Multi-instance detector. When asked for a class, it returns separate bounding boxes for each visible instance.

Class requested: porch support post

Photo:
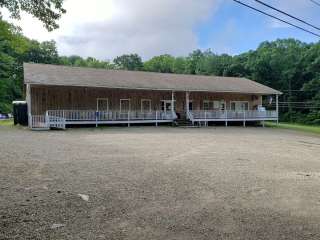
[95,111,98,128]
[225,108,228,127]
[26,84,32,128]
[276,94,279,124]
[205,111,207,127]
[171,91,175,118]
[128,111,130,127]
[185,91,189,118]
[45,111,49,128]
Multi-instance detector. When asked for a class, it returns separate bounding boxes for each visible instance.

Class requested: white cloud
[2,0,221,60]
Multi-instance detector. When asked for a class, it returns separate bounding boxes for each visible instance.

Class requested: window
[120,99,130,112]
[213,101,220,109]
[203,100,225,110]
[220,101,226,110]
[203,101,210,110]
[230,101,249,111]
[161,100,176,112]
[231,102,236,111]
[96,98,109,111]
[141,99,151,112]
[243,102,249,110]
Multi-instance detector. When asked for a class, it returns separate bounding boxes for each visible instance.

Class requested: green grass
[266,122,320,135]
[0,119,13,126]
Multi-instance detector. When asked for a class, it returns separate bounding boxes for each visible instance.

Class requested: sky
[2,0,320,60]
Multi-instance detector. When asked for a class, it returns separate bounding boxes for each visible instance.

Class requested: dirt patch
[0,126,320,239]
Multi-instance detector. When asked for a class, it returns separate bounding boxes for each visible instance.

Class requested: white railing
[31,115,48,129]
[46,110,177,122]
[48,115,66,129]
[188,110,278,121]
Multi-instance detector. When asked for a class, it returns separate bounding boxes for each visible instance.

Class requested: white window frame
[141,99,152,112]
[230,101,249,111]
[203,100,225,110]
[203,100,211,111]
[213,101,220,109]
[160,100,176,112]
[220,100,226,110]
[120,99,131,113]
[96,98,109,111]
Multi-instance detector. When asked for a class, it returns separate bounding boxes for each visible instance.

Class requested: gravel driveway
[1,125,320,240]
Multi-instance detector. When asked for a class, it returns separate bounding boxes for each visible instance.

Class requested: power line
[281,90,314,92]
[232,0,320,37]
[254,0,320,31]
[310,0,320,7]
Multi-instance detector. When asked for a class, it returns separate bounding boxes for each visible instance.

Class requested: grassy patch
[0,119,13,126]
[266,122,320,135]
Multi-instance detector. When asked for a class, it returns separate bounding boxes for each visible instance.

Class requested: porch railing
[46,110,177,122]
[31,115,49,129]
[188,110,278,121]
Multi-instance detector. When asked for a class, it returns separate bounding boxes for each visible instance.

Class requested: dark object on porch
[13,101,28,126]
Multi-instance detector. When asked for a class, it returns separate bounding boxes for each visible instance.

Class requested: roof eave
[25,82,281,95]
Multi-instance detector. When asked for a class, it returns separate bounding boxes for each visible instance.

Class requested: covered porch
[184,91,279,126]
[28,86,279,129]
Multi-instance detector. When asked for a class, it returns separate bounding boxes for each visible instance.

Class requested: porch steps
[175,119,194,127]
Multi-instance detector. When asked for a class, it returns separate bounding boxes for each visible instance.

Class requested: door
[120,99,130,113]
[188,101,193,111]
[119,99,131,120]
[230,101,249,111]
[161,100,173,114]
[97,98,109,111]
[141,99,151,112]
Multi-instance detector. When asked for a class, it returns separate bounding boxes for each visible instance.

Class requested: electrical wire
[255,0,320,31]
[310,0,320,7]
[232,0,320,37]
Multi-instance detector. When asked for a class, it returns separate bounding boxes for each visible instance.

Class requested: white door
[120,99,130,113]
[231,101,249,111]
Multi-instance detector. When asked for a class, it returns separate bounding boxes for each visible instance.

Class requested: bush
[305,111,320,125]
[0,102,12,114]
[280,111,320,125]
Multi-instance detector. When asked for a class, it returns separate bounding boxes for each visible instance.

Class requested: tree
[196,51,233,76]
[0,19,28,113]
[23,40,59,64]
[0,0,66,31]
[143,54,175,73]
[185,50,204,74]
[113,54,143,71]
[303,76,320,103]
[173,57,187,74]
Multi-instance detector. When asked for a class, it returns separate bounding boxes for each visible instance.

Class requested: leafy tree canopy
[0,0,66,31]
[114,54,143,71]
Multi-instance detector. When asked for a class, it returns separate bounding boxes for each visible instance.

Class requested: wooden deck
[30,109,278,130]
[188,110,278,126]
[31,110,177,129]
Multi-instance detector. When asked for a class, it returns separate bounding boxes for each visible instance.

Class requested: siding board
[30,85,263,116]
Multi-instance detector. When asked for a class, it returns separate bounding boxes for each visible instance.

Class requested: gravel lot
[1,125,320,240]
